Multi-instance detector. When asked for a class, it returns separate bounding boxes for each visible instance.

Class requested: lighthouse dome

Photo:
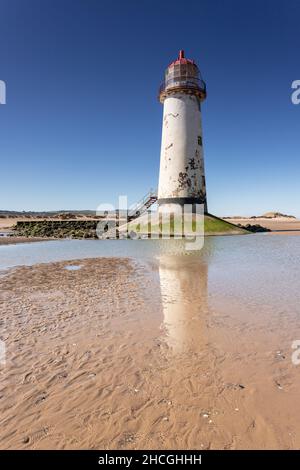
[159,50,206,103]
[168,49,196,67]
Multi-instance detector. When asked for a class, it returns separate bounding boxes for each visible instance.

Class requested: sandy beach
[1,248,300,450]
[224,217,300,235]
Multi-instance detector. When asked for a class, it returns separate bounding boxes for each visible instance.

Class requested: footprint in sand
[22,426,51,445]
[22,372,36,384]
[35,392,48,405]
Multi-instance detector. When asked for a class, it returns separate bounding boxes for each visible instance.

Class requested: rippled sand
[1,253,300,449]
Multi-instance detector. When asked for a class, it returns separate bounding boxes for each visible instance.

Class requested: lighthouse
[158,50,207,214]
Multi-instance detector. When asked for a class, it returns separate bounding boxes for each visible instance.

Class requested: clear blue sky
[0,0,299,216]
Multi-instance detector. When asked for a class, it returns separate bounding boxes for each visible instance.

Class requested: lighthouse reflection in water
[157,255,209,354]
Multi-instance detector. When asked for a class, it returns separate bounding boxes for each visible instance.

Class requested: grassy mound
[119,213,248,237]
[204,214,248,234]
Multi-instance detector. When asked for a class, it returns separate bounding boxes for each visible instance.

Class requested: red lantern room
[159,50,206,103]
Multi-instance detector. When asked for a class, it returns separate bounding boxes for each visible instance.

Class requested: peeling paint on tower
[157,50,208,212]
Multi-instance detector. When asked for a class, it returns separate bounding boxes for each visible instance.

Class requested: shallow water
[64,264,82,271]
[1,234,300,312]
[0,238,194,268]
[0,234,298,265]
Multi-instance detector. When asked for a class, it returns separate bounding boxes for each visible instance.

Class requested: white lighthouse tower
[158,50,207,213]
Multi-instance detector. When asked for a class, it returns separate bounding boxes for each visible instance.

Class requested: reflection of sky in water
[0,239,198,269]
[64,265,82,271]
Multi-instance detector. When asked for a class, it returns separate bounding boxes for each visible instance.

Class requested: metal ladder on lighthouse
[127,188,157,221]
[100,189,157,239]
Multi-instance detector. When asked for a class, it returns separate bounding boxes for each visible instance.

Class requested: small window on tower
[198,136,202,146]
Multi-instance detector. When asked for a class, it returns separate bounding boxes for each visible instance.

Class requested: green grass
[124,213,248,236]
[204,214,247,234]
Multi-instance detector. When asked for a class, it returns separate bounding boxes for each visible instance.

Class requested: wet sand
[0,237,54,246]
[1,255,300,449]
